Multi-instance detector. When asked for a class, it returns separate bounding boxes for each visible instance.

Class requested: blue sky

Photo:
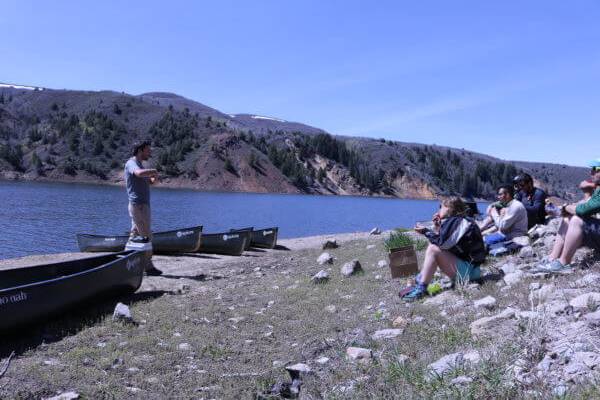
[1,0,599,166]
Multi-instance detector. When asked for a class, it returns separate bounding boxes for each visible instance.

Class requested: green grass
[384,229,429,252]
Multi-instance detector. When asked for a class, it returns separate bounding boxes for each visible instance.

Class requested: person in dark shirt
[513,173,547,228]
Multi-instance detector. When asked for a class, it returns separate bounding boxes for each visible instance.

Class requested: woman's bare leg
[420,244,459,284]
[559,216,584,265]
[549,217,570,260]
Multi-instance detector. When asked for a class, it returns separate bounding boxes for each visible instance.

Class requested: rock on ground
[113,302,132,322]
[341,259,362,277]
[311,270,330,283]
[43,393,80,400]
[322,239,338,249]
[370,227,381,235]
[474,296,497,310]
[371,329,403,340]
[470,308,518,337]
[317,252,334,265]
[569,293,600,310]
[346,347,372,364]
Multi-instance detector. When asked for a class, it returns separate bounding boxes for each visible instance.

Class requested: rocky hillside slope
[0,85,588,200]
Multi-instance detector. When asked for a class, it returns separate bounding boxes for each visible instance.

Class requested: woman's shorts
[455,259,481,283]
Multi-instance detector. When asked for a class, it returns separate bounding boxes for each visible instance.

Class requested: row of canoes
[76,226,278,256]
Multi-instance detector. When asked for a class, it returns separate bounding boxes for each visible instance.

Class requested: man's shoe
[145,267,163,276]
[401,284,427,302]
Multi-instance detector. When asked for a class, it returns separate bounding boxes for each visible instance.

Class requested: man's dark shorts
[582,217,600,250]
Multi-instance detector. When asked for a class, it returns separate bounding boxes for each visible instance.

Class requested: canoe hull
[77,226,203,254]
[250,227,278,249]
[197,232,249,256]
[0,251,146,331]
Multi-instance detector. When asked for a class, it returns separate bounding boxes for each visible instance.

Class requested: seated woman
[535,163,600,273]
[401,197,487,301]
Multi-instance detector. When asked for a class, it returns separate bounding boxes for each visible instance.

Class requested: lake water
[0,181,485,260]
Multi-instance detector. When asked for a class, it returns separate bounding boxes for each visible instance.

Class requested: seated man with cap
[514,173,547,228]
[534,159,600,273]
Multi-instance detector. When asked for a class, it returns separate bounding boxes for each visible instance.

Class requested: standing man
[125,140,162,276]
[513,173,547,228]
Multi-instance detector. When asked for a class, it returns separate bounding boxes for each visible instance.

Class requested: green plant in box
[384,229,414,252]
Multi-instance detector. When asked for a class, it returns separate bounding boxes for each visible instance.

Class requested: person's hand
[414,226,428,235]
[499,207,507,216]
[486,204,494,216]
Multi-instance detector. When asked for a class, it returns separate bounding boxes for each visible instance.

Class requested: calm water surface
[0,181,484,260]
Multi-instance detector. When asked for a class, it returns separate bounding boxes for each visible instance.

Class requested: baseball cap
[589,159,600,168]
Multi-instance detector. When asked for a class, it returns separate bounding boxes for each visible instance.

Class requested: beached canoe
[76,226,203,254]
[230,227,278,249]
[197,231,250,256]
[0,251,146,331]
[229,227,254,250]
[250,227,278,249]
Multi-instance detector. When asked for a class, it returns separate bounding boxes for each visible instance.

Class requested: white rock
[529,282,542,291]
[503,271,524,286]
[450,376,473,385]
[575,274,600,288]
[474,296,497,310]
[370,227,381,235]
[529,283,556,304]
[519,246,535,258]
[286,363,312,378]
[517,311,540,320]
[377,260,387,268]
[311,270,330,283]
[341,259,363,277]
[346,347,373,364]
[371,329,403,340]
[325,305,337,313]
[113,302,132,322]
[470,307,518,336]
[317,252,334,265]
[512,236,530,246]
[316,356,330,364]
[500,262,517,275]
[428,351,480,378]
[569,292,600,310]
[366,244,376,250]
[228,317,245,323]
[43,392,80,400]
[177,343,192,351]
[584,310,600,325]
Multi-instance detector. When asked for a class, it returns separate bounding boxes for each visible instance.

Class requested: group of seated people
[400,160,600,301]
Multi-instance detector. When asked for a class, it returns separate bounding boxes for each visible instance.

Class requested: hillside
[0,85,588,200]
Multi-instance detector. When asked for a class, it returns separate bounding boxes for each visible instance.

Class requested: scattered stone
[503,271,524,286]
[228,317,245,323]
[450,376,473,385]
[474,296,497,310]
[584,310,600,325]
[112,302,132,322]
[286,363,312,380]
[316,356,330,364]
[272,360,285,368]
[371,329,403,340]
[427,351,480,378]
[395,354,409,365]
[322,239,338,249]
[517,311,540,320]
[513,236,531,246]
[311,270,330,284]
[177,343,192,351]
[127,367,140,373]
[325,305,337,313]
[392,316,409,328]
[370,227,381,235]
[529,282,542,291]
[317,252,334,265]
[44,392,80,400]
[270,380,301,398]
[341,259,363,277]
[529,283,556,304]
[377,260,387,268]
[366,244,376,250]
[519,246,535,258]
[470,307,518,337]
[346,347,373,364]
[575,274,600,288]
[413,316,425,323]
[569,293,600,310]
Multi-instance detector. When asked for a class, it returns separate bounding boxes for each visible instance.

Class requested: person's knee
[569,215,584,229]
[427,244,441,254]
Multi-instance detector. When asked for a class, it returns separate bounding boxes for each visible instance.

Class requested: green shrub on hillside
[384,229,428,252]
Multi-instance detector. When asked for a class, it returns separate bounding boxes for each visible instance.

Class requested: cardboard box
[388,245,418,278]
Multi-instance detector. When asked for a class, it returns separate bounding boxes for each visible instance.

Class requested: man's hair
[498,184,515,198]
[132,140,151,156]
[513,173,533,185]
[441,197,468,217]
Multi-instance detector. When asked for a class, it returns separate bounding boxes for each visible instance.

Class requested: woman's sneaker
[401,284,427,302]
[534,259,573,274]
